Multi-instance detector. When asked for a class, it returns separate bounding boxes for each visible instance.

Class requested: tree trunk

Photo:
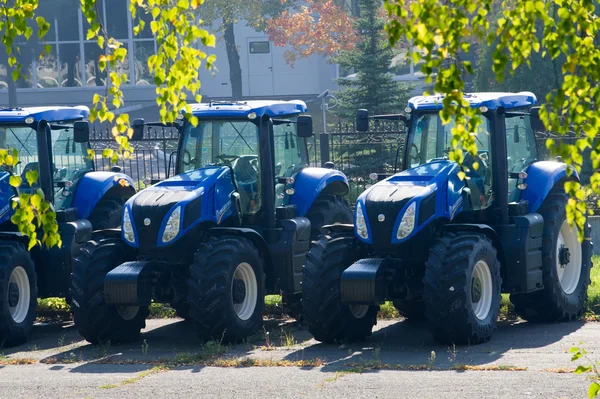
[223,19,243,100]
[6,63,17,107]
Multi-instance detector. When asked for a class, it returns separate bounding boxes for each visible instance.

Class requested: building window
[249,41,270,54]
[0,0,157,90]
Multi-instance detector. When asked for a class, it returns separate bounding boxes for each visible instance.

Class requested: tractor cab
[0,107,92,219]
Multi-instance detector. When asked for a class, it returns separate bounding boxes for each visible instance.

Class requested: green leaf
[589,382,600,398]
[25,169,38,187]
[9,175,21,188]
[575,365,591,374]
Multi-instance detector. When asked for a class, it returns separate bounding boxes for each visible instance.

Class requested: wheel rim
[231,262,257,321]
[8,266,30,324]
[556,220,582,295]
[349,304,369,319]
[471,260,493,321]
[116,305,140,321]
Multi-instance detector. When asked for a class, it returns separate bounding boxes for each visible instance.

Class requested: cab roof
[408,92,538,111]
[0,106,90,124]
[189,100,307,118]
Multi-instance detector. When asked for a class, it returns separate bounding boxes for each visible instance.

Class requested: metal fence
[90,126,179,187]
[89,120,406,203]
[324,119,407,203]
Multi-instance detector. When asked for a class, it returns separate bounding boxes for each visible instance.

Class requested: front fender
[288,167,349,217]
[72,172,135,219]
[520,161,578,213]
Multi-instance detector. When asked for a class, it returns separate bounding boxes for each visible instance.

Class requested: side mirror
[513,126,520,143]
[529,106,545,132]
[356,109,369,132]
[73,121,90,143]
[131,118,145,141]
[297,115,313,138]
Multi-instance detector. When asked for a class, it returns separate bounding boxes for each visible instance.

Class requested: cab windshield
[407,112,493,209]
[0,124,93,200]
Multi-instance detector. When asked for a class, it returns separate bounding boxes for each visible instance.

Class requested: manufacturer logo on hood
[144,218,151,226]
[378,214,385,222]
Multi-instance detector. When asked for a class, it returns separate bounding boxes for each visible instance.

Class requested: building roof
[189,100,307,118]
[0,106,90,124]
[408,92,538,111]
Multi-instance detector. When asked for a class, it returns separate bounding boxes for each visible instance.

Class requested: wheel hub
[8,282,19,307]
[232,279,246,304]
[471,277,482,303]
[558,244,571,267]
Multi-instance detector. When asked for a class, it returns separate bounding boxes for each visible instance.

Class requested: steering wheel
[410,143,420,162]
[215,154,240,165]
[182,150,194,166]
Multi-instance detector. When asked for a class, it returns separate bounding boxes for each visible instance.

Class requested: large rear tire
[511,187,592,321]
[70,238,149,344]
[87,197,125,230]
[424,232,501,345]
[187,236,265,342]
[0,242,37,347]
[305,194,353,240]
[302,230,378,344]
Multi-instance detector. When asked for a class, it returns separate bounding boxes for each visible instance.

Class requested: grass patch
[377,301,400,319]
[499,294,517,320]
[587,257,600,319]
[99,366,166,389]
[265,295,282,316]
[148,302,176,319]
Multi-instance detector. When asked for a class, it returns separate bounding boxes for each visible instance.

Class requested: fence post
[320,133,330,167]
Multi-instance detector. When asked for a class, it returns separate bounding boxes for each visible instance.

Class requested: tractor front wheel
[70,237,149,344]
[0,241,37,346]
[424,232,501,345]
[511,187,592,321]
[188,236,265,342]
[302,230,378,344]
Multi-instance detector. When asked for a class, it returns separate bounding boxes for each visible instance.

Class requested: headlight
[355,202,369,240]
[162,206,181,243]
[397,202,416,240]
[123,207,135,243]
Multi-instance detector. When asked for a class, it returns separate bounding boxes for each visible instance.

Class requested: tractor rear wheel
[188,236,265,342]
[302,230,378,344]
[87,197,125,230]
[71,237,149,344]
[305,194,353,240]
[511,187,592,321]
[424,232,501,345]
[393,300,426,321]
[0,241,37,346]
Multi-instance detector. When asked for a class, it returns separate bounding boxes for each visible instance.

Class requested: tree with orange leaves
[265,0,358,66]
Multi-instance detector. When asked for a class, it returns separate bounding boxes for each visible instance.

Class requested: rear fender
[520,161,578,213]
[72,172,135,219]
[288,167,349,217]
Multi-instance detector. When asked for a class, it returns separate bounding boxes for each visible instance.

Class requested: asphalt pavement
[1,317,597,398]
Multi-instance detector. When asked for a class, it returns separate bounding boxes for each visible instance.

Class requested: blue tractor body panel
[123,166,236,248]
[355,160,465,244]
[190,100,307,118]
[408,92,537,111]
[0,172,14,224]
[0,106,90,123]
[72,172,135,220]
[289,167,349,216]
[520,161,578,213]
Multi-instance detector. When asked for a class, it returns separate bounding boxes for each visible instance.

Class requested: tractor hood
[355,160,466,246]
[122,166,236,249]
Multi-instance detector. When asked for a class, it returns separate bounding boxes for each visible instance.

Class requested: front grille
[132,189,193,248]
[365,185,426,251]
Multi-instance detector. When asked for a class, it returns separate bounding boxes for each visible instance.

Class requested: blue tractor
[302,92,592,345]
[70,100,353,344]
[0,106,136,346]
